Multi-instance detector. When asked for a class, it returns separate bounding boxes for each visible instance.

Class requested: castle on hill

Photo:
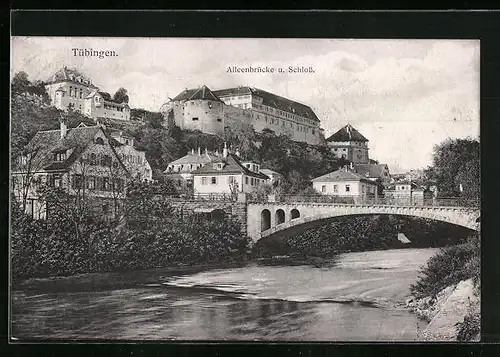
[159,85,325,146]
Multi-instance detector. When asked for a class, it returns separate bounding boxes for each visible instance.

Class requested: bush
[410,233,480,299]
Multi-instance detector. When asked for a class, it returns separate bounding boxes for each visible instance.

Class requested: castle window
[192,117,199,121]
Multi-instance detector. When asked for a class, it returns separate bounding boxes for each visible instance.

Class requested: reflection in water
[11,248,438,341]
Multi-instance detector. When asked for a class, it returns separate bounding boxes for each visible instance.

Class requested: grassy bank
[407,232,480,341]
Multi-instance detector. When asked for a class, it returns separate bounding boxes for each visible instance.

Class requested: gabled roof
[191,153,269,179]
[312,169,375,184]
[326,124,368,142]
[214,86,320,122]
[47,67,96,87]
[353,164,389,178]
[164,151,219,171]
[16,124,129,175]
[172,85,222,102]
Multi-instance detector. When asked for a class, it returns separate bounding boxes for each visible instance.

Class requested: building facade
[383,181,432,205]
[326,124,370,164]
[191,147,269,196]
[163,148,219,188]
[311,168,378,202]
[109,130,152,181]
[12,121,134,220]
[45,67,130,121]
[160,85,325,145]
[353,163,391,184]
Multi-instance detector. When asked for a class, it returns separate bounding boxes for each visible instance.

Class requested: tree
[11,71,31,94]
[113,87,129,104]
[430,137,479,197]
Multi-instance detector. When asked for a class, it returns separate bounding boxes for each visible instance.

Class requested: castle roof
[191,153,269,179]
[214,86,320,122]
[312,169,375,184]
[326,124,368,142]
[172,85,222,102]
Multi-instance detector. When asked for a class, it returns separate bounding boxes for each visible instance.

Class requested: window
[211,177,217,185]
[333,185,338,193]
[251,178,254,186]
[101,155,112,167]
[192,117,199,121]
[53,151,66,162]
[362,185,365,193]
[95,137,105,145]
[345,185,350,192]
[50,174,63,188]
[72,174,83,189]
[245,177,249,185]
[217,118,222,122]
[102,204,109,214]
[201,177,208,185]
[177,179,182,187]
[87,176,96,190]
[103,177,110,191]
[321,185,326,193]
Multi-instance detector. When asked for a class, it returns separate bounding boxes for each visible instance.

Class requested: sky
[11,37,479,173]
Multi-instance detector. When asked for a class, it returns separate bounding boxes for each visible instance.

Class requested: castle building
[45,67,130,121]
[326,124,370,164]
[160,85,325,145]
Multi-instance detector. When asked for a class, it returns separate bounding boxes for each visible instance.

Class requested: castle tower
[325,124,370,164]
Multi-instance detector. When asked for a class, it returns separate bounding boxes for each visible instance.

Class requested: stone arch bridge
[246,202,480,243]
[168,194,480,243]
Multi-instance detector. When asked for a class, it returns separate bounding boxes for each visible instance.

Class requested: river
[11,247,439,341]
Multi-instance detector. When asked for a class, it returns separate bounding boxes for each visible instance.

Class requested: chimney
[197,147,201,156]
[223,142,228,158]
[59,118,68,139]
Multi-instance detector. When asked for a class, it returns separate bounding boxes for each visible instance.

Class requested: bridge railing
[166,193,237,202]
[268,194,479,207]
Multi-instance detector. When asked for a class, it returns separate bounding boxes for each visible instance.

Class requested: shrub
[410,233,480,299]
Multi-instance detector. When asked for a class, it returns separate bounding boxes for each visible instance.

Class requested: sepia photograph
[10,37,480,342]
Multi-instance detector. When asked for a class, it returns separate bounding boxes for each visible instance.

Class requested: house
[44,66,130,121]
[383,180,432,205]
[259,168,284,186]
[11,119,132,220]
[163,147,219,188]
[353,163,391,184]
[109,130,152,181]
[311,167,378,202]
[326,124,370,164]
[84,90,130,121]
[191,145,269,196]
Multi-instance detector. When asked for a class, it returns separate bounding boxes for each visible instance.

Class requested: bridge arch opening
[276,209,286,225]
[291,209,300,220]
[261,209,271,231]
[210,209,226,221]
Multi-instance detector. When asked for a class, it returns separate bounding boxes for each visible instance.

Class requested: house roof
[214,86,320,122]
[16,124,130,175]
[326,124,368,142]
[191,153,269,179]
[47,67,97,87]
[311,169,375,184]
[164,151,219,171]
[172,85,223,102]
[353,164,389,178]
[84,90,129,105]
[259,168,284,177]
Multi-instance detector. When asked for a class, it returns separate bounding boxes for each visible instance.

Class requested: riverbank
[405,279,480,341]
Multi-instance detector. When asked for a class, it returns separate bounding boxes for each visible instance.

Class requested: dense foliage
[409,232,480,299]
[11,182,251,280]
[423,138,480,198]
[254,215,475,259]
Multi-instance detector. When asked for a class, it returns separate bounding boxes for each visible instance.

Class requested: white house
[191,145,269,196]
[311,167,378,202]
[163,147,219,188]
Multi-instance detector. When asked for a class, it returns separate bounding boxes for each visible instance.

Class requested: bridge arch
[247,203,480,242]
[291,209,300,220]
[261,209,271,232]
[276,209,286,225]
[210,209,226,221]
